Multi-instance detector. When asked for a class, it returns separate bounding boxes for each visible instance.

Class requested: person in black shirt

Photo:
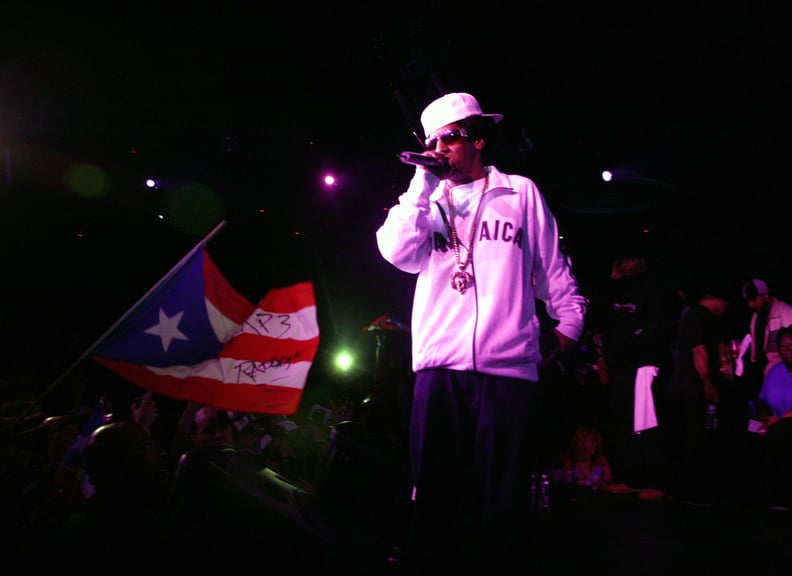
[665,280,731,504]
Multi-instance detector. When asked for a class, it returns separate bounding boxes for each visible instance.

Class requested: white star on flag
[144,308,189,352]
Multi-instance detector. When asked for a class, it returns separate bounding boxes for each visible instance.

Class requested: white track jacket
[377,165,588,382]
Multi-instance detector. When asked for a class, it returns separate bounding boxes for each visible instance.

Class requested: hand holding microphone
[397,151,451,179]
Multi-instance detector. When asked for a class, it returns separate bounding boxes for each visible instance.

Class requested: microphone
[397,151,449,170]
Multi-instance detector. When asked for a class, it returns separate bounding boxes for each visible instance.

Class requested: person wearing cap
[732,277,792,433]
[741,278,792,382]
[376,92,587,574]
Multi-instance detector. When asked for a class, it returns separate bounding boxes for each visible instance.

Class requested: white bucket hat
[420,92,503,138]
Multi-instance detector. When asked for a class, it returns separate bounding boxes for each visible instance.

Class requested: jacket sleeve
[529,186,588,342]
[376,169,441,274]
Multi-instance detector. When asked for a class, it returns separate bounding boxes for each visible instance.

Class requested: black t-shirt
[676,303,725,397]
[598,272,678,370]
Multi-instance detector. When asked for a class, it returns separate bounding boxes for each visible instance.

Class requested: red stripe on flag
[93,357,304,413]
[260,281,316,313]
[220,334,319,363]
[202,249,254,324]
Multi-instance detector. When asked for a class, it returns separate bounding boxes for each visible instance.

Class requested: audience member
[172,403,262,481]
[164,404,272,567]
[757,326,792,425]
[589,244,678,493]
[560,426,619,492]
[739,278,792,416]
[664,279,732,504]
[129,389,158,431]
[163,404,371,573]
[559,425,669,507]
[192,403,235,446]
[44,421,169,570]
[755,325,792,511]
[359,314,414,460]
[11,411,85,561]
[118,388,177,486]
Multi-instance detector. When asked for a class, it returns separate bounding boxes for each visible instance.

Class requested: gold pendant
[451,270,472,294]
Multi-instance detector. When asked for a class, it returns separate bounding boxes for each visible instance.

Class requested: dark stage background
[0,2,788,408]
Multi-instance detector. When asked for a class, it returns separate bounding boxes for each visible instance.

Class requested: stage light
[334,349,355,373]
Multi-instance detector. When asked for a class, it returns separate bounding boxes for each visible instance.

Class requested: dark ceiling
[1,2,789,402]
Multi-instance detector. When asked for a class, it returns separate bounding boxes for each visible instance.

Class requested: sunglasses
[424,128,469,150]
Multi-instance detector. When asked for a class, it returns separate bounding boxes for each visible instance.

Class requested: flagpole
[29,219,227,416]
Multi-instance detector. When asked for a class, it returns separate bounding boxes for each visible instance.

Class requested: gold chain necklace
[446,173,489,294]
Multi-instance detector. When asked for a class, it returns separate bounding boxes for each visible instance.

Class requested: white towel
[634,365,659,433]
[735,333,752,377]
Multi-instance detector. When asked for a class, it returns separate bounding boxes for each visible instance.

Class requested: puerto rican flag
[92,247,319,414]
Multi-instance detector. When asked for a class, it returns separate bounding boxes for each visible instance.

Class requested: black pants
[604,364,669,490]
[763,418,792,508]
[406,369,546,575]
